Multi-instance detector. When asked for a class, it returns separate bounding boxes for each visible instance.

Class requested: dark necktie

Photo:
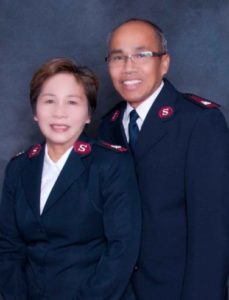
[128,109,139,152]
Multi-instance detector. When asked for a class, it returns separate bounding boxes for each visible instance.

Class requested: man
[99,18,229,299]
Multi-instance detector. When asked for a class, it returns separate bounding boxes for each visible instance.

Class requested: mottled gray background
[0,0,228,189]
[0,1,229,298]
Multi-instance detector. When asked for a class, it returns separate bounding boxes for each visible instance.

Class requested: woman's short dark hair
[30,58,99,114]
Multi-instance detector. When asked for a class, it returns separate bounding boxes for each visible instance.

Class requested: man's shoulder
[164,79,220,111]
[95,140,127,153]
[91,140,128,160]
[182,93,220,109]
[91,140,131,172]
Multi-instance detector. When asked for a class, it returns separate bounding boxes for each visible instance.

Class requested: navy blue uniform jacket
[99,79,229,300]
[0,134,141,300]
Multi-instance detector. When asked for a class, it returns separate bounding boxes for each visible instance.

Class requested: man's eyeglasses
[105,51,167,67]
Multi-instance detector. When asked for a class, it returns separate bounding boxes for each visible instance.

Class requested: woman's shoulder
[7,143,43,171]
[11,143,42,160]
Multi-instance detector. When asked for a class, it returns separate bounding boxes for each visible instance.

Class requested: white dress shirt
[122,81,164,141]
[40,145,73,214]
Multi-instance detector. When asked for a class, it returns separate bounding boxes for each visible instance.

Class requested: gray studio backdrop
[0,0,229,299]
[0,0,228,190]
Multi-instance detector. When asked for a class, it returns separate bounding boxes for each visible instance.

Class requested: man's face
[108,21,170,108]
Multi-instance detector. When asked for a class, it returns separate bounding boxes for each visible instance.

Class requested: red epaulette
[184,93,220,108]
[28,144,41,158]
[99,141,127,152]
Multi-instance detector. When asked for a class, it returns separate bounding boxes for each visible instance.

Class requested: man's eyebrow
[134,46,148,51]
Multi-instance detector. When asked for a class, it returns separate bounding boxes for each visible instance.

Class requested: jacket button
[134,265,139,271]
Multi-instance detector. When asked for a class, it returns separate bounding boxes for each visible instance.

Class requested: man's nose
[122,55,137,72]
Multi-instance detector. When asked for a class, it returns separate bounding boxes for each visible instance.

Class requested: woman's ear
[86,114,91,124]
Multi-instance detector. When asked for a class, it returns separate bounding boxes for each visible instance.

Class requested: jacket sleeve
[0,161,27,300]
[76,152,141,300]
[181,109,229,299]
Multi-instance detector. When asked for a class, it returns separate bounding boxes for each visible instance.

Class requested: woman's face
[34,73,90,153]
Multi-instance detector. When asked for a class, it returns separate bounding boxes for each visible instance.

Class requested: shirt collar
[44,144,73,171]
[124,81,164,123]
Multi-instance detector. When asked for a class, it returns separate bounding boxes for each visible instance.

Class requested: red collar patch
[101,141,127,152]
[74,141,91,155]
[158,106,174,119]
[28,144,41,158]
[111,110,120,122]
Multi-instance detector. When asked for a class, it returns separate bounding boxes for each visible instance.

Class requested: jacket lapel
[134,79,178,159]
[42,137,90,215]
[21,144,44,220]
[107,103,128,148]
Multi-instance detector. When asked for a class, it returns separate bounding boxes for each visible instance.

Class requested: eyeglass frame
[105,50,167,66]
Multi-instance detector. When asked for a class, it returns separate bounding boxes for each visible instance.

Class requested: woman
[0,58,141,299]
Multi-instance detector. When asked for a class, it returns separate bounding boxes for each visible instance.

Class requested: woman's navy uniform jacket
[99,79,229,300]
[0,134,141,300]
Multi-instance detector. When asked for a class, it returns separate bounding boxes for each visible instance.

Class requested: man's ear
[161,53,170,77]
[33,115,38,122]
